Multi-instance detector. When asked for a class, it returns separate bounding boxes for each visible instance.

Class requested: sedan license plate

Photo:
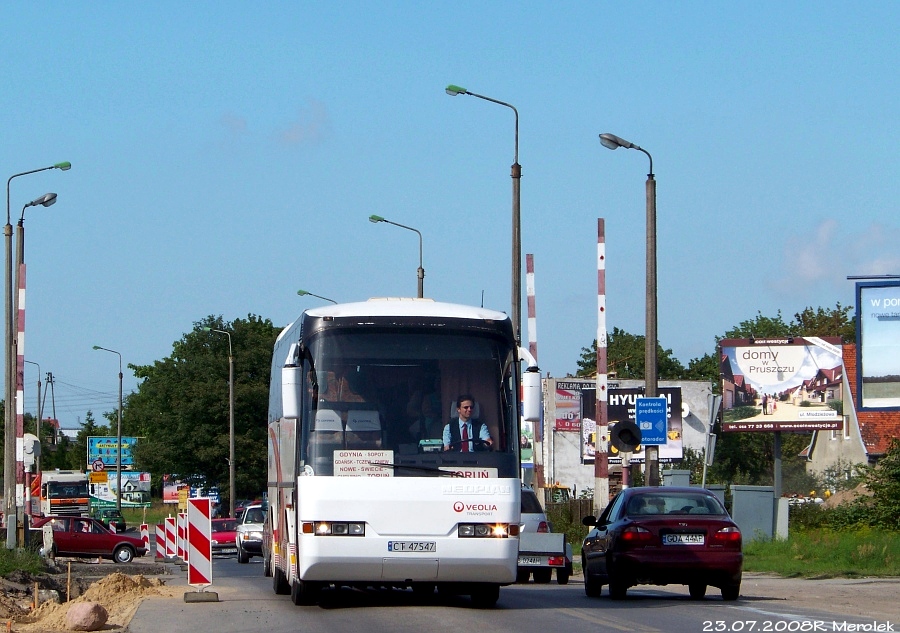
[518,556,542,566]
[217,548,238,554]
[388,541,436,553]
[663,533,704,545]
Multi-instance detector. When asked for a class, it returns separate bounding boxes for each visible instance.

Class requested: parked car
[211,518,238,557]
[235,504,265,564]
[31,516,147,563]
[581,486,743,600]
[93,508,127,533]
[517,486,572,584]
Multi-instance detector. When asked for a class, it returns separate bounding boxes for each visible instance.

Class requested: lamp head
[201,326,211,332]
[599,133,636,150]
[297,290,310,297]
[368,214,385,223]
[445,84,468,96]
[27,193,57,208]
[92,345,101,350]
[53,162,72,171]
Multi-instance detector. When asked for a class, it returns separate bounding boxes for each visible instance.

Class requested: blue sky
[2,3,897,429]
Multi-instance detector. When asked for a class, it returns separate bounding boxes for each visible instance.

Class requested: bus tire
[273,565,290,595]
[291,579,320,606]
[470,583,500,608]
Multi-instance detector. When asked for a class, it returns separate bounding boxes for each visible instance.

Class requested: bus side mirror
[282,365,301,419]
[522,368,541,423]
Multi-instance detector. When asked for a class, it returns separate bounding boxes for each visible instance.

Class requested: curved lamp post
[446,84,521,342]
[297,289,337,304]
[599,132,659,486]
[368,215,424,298]
[4,161,70,549]
[201,326,236,518]
[92,345,123,512]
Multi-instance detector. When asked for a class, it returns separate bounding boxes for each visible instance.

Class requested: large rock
[65,601,108,631]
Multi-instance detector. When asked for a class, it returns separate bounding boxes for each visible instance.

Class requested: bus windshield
[299,328,519,478]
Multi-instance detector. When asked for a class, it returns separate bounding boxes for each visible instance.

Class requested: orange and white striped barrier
[155,523,165,560]
[187,498,213,588]
[164,517,177,559]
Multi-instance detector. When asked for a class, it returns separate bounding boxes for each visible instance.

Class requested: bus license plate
[388,541,436,553]
[518,556,542,566]
[663,533,704,545]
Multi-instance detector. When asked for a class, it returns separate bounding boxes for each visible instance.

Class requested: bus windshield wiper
[366,462,463,477]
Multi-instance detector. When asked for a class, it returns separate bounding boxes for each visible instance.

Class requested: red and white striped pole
[595,219,610,512]
[14,263,26,499]
[526,254,538,363]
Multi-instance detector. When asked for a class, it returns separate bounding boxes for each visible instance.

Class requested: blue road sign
[635,396,668,445]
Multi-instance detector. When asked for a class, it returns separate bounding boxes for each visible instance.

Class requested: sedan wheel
[584,575,603,598]
[721,583,740,601]
[113,546,134,564]
[237,542,249,564]
[689,583,707,599]
[608,579,627,600]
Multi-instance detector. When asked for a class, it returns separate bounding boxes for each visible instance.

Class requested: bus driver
[443,394,492,452]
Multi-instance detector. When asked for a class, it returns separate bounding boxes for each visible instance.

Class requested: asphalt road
[126,556,900,633]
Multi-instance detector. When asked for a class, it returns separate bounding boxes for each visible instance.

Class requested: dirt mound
[10,573,178,632]
[823,483,871,508]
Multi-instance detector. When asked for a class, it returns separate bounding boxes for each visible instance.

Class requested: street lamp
[92,346,123,512]
[201,327,235,519]
[5,161,70,549]
[297,289,337,304]
[599,132,659,486]
[446,84,522,342]
[368,215,424,298]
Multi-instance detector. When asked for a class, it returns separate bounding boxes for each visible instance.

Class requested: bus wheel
[291,579,320,606]
[273,566,290,595]
[470,584,500,608]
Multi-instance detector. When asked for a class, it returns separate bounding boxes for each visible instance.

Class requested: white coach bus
[265,298,540,606]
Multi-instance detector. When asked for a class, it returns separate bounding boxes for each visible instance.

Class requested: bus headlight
[305,521,366,536]
[458,523,510,538]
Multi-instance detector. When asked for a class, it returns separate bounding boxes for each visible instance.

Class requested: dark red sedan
[581,486,742,600]
[31,516,148,563]
[211,518,238,557]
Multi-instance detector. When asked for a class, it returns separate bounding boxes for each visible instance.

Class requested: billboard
[581,386,683,463]
[554,381,583,432]
[87,436,138,470]
[856,281,900,410]
[719,337,843,432]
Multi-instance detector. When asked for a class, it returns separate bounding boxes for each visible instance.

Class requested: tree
[126,314,279,508]
[575,327,685,379]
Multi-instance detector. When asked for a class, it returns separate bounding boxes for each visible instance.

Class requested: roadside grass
[121,500,179,530]
[743,528,900,578]
[0,547,44,575]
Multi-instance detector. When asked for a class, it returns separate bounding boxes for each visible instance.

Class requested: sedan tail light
[712,526,742,546]
[537,521,550,533]
[619,525,653,545]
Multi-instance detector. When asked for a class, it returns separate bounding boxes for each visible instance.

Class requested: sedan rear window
[626,493,726,516]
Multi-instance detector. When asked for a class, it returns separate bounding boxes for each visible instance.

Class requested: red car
[31,516,148,563]
[581,486,743,601]
[211,518,238,557]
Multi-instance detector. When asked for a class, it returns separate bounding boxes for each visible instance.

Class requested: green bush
[0,547,45,576]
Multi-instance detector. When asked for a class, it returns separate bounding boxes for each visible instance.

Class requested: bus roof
[277,298,510,342]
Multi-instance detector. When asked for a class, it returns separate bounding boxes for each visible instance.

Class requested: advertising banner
[857,281,900,409]
[581,386,683,463]
[554,381,582,432]
[87,436,137,470]
[719,337,843,431]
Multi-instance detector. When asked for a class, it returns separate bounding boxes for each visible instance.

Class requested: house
[805,344,900,482]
